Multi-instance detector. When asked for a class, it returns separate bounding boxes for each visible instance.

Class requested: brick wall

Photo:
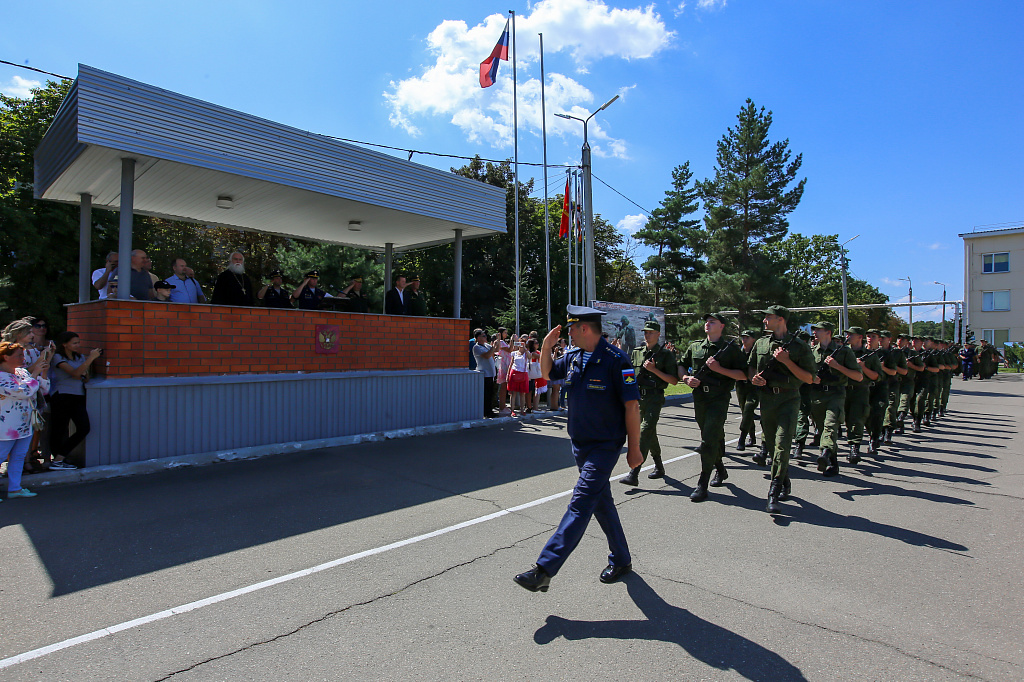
[66,300,472,378]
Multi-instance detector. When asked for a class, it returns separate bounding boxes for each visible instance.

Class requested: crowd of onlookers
[91,249,427,315]
[471,328,567,418]
[1,316,105,500]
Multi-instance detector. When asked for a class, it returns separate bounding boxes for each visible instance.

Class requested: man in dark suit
[384,274,408,315]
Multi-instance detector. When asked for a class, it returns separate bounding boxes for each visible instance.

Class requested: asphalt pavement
[1,375,1021,681]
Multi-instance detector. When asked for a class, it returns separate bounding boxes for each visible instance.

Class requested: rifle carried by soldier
[817,338,848,382]
[753,332,800,386]
[691,338,738,388]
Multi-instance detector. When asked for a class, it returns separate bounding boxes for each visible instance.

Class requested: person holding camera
[49,332,103,469]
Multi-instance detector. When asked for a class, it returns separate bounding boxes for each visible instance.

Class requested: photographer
[49,332,102,469]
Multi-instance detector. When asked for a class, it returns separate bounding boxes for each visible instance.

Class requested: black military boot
[752,444,768,467]
[794,439,807,464]
[766,478,782,514]
[913,416,922,433]
[747,431,757,448]
[710,461,728,487]
[895,411,906,435]
[647,454,665,479]
[883,427,894,446]
[848,443,861,465]
[620,466,641,487]
[816,448,830,473]
[690,472,710,502]
[736,429,747,451]
[780,476,792,501]
[823,449,839,477]
[923,411,931,427]
[866,436,878,456]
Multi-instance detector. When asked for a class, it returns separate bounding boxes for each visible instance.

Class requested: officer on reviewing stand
[259,270,293,308]
[513,305,642,593]
[340,276,369,313]
[292,270,332,310]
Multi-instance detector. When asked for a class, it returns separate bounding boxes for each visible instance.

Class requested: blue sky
[3,0,1022,322]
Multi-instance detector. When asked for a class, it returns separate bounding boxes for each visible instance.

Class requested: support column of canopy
[115,158,135,300]
[453,229,463,319]
[383,242,393,314]
[78,193,92,303]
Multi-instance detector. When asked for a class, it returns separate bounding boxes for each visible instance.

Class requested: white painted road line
[1,436,749,671]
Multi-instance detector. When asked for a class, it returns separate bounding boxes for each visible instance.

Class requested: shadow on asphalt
[0,423,576,597]
[532,573,808,681]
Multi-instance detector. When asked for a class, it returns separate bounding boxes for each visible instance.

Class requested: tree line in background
[4,81,910,343]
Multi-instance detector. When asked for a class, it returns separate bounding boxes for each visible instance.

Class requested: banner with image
[591,300,666,349]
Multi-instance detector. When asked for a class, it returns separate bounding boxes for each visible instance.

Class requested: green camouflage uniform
[885,344,906,432]
[809,339,860,452]
[630,342,678,467]
[680,337,748,475]
[845,344,883,448]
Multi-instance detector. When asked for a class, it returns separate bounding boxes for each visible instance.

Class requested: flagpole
[567,169,573,307]
[539,32,551,330]
[510,9,520,336]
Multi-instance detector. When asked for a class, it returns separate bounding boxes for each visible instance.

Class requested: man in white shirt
[92,251,118,299]
[167,258,207,304]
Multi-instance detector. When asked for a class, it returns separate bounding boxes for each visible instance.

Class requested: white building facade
[960,226,1024,348]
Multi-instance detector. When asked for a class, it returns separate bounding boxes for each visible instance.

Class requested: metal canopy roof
[34,65,506,252]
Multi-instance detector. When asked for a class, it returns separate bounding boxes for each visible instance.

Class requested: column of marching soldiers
[620,306,967,515]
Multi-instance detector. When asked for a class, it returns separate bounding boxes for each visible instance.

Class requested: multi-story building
[960,225,1024,348]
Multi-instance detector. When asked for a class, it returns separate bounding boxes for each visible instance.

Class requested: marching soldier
[844,327,883,464]
[938,340,954,416]
[621,320,678,486]
[677,313,748,502]
[865,329,896,455]
[735,329,760,452]
[807,321,862,477]
[880,330,906,445]
[896,333,919,434]
[747,305,815,514]
[789,329,816,465]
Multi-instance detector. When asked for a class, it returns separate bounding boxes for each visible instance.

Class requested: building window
[982,329,1010,348]
[982,290,1010,311]
[982,252,1009,273]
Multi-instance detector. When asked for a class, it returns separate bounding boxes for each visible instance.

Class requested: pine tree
[633,161,702,308]
[688,99,806,330]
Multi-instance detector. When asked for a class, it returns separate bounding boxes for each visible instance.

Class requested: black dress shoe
[513,565,551,592]
[599,563,632,584]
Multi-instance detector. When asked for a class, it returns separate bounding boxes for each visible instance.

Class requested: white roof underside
[34,65,506,252]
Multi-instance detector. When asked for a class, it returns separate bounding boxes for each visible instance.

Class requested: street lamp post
[555,94,619,305]
[840,235,860,331]
[898,276,913,336]
[934,281,948,340]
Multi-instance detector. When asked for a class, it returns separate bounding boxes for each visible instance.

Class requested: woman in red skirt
[506,338,530,416]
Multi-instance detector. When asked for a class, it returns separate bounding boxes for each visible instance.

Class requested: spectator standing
[127,249,155,301]
[92,251,118,299]
[212,252,255,306]
[152,280,175,301]
[525,338,542,413]
[0,341,50,499]
[384,274,408,315]
[142,254,159,286]
[472,329,497,418]
[407,277,427,316]
[49,332,102,469]
[546,339,565,411]
[507,337,530,416]
[258,270,293,308]
[167,258,207,304]
[495,328,512,414]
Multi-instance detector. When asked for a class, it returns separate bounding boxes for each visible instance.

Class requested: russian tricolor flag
[479,20,510,88]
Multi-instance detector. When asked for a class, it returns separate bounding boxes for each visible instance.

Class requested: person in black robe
[211,251,255,306]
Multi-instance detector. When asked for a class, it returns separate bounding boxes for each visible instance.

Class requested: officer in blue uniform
[292,270,330,310]
[513,305,642,592]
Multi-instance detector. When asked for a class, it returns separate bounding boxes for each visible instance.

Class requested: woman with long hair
[0,341,50,499]
[49,332,103,469]
[506,336,530,417]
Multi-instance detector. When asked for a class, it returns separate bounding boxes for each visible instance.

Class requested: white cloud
[927,242,947,250]
[384,0,674,158]
[696,0,727,9]
[673,2,687,18]
[617,213,647,235]
[0,75,41,98]
[880,276,907,287]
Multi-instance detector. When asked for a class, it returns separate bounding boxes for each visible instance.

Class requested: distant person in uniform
[340,276,369,313]
[212,252,255,307]
[513,306,642,593]
[258,270,292,308]
[292,270,331,310]
[620,319,678,486]
[385,274,408,315]
[612,315,636,353]
[735,329,760,452]
[406,276,427,316]
[808,321,861,476]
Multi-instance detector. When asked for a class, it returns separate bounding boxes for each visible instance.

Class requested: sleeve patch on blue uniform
[622,368,636,384]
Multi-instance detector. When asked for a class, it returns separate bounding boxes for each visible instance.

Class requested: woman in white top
[0,341,50,499]
[506,337,530,416]
[495,328,512,415]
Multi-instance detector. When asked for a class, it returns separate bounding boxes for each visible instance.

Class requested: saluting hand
[543,325,562,349]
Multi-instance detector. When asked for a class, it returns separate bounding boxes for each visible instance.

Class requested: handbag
[527,353,543,380]
[30,405,46,431]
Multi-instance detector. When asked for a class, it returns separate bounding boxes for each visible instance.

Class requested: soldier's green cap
[762,304,789,320]
[844,326,866,336]
[811,320,836,331]
[643,320,661,332]
[866,328,881,335]
[897,333,910,339]
[701,312,727,324]
[796,330,812,341]
[878,330,892,338]
[740,328,760,338]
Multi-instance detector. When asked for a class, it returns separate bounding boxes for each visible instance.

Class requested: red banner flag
[558,176,571,238]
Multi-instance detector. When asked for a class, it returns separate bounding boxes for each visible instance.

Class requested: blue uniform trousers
[537,441,631,577]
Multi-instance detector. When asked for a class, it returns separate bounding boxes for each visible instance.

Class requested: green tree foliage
[904,320,954,341]
[687,99,806,329]
[633,161,702,307]
[274,241,384,311]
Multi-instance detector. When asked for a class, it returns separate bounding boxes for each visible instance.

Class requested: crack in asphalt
[641,569,1004,681]
[151,527,554,681]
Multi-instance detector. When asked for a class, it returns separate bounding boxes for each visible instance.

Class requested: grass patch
[665,383,693,396]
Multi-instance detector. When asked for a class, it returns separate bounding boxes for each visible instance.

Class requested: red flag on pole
[479,20,510,88]
[558,176,571,237]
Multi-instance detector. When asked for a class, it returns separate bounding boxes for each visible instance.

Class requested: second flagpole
[510,9,520,336]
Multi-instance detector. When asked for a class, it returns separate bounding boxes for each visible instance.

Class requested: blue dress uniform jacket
[535,337,640,577]
[297,286,327,310]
